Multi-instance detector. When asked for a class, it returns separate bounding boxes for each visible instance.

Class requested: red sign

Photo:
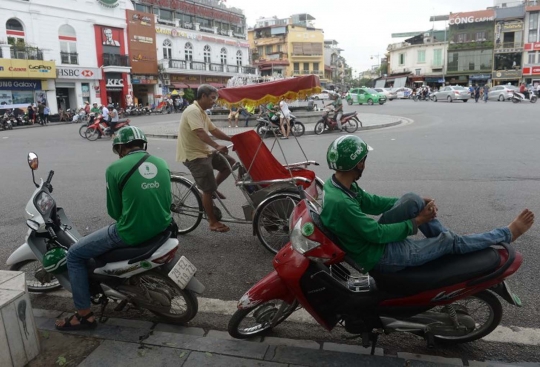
[523,66,540,75]
[81,70,94,77]
[524,43,540,51]
[143,0,242,25]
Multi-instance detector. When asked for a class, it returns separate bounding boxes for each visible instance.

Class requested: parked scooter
[1,111,14,130]
[255,113,305,138]
[228,188,523,352]
[6,153,204,323]
[511,90,538,103]
[314,107,360,135]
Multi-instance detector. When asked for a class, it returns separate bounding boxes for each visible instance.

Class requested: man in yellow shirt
[177,85,236,233]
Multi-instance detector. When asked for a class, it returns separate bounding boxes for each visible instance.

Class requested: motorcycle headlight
[291,218,320,254]
[36,192,54,214]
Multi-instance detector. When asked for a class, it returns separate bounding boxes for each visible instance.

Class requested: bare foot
[209,222,230,233]
[508,209,535,242]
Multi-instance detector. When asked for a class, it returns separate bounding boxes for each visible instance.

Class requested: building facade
[492,5,525,85]
[0,0,133,113]
[248,14,327,83]
[522,3,540,85]
[134,0,256,93]
[446,9,495,85]
[324,40,344,82]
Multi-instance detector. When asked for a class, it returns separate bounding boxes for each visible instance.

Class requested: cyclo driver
[320,135,534,273]
[54,126,173,330]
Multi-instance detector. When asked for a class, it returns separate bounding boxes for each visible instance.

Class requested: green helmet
[112,126,147,154]
[327,135,370,171]
[43,247,68,274]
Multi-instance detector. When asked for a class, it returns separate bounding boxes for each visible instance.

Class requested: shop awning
[172,83,189,89]
[209,83,225,88]
[187,83,200,89]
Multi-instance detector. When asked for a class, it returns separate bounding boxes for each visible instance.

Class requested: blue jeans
[374,193,511,273]
[67,224,126,309]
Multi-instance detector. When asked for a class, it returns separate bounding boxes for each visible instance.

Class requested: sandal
[210,223,230,233]
[56,312,98,331]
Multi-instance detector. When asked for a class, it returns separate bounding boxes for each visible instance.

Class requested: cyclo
[169,76,324,254]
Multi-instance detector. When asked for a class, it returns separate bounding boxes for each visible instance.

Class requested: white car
[311,89,332,100]
[392,87,413,99]
[487,85,519,102]
[374,88,396,101]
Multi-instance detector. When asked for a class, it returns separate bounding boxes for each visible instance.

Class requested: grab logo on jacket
[139,162,158,179]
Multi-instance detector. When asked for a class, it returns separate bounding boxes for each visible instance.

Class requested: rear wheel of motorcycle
[254,192,300,254]
[343,118,359,133]
[228,299,298,339]
[256,122,268,138]
[433,290,502,345]
[79,125,88,138]
[170,176,203,234]
[9,260,62,292]
[85,127,99,141]
[531,96,538,103]
[135,271,198,324]
[291,121,305,137]
[314,120,325,135]
[512,98,520,104]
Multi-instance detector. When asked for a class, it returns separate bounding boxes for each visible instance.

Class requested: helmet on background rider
[112,126,147,155]
[42,247,68,274]
[326,135,372,171]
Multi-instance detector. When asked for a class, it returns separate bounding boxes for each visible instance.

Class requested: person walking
[37,102,45,125]
[483,84,489,103]
[43,104,50,124]
[474,85,480,103]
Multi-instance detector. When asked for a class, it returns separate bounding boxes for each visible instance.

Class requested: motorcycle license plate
[502,281,522,307]
[168,256,197,290]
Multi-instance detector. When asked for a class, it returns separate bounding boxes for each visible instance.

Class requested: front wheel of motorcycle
[9,260,62,292]
[256,122,268,138]
[133,271,198,324]
[228,299,298,339]
[433,290,502,345]
[314,120,325,135]
[85,127,100,141]
[79,125,88,139]
[291,121,305,137]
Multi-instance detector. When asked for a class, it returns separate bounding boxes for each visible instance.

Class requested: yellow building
[248,14,327,83]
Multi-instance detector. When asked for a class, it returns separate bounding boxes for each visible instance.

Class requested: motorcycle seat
[369,248,500,296]
[94,230,172,265]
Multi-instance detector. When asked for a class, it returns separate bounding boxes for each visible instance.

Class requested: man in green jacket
[320,135,534,273]
[56,126,172,330]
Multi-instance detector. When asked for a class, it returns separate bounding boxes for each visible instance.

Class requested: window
[277,44,282,52]
[494,53,522,70]
[265,45,273,54]
[313,62,319,71]
[220,47,227,65]
[529,12,539,43]
[457,33,468,43]
[417,50,426,63]
[476,32,486,41]
[257,46,263,56]
[6,18,25,46]
[399,53,405,65]
[293,62,300,72]
[236,50,242,66]
[528,51,537,64]
[185,42,193,61]
[447,50,493,72]
[135,4,149,12]
[59,24,77,65]
[303,62,309,73]
[163,39,172,59]
[159,9,173,21]
[203,45,211,63]
[415,69,421,75]
[433,49,443,66]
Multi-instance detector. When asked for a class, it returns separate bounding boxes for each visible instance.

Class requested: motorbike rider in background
[325,92,344,131]
[320,135,534,274]
[55,126,173,330]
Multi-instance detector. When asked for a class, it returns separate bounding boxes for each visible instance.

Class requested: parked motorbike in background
[6,153,204,324]
[314,107,360,135]
[511,90,538,103]
[255,112,305,138]
[229,188,524,353]
[1,111,14,130]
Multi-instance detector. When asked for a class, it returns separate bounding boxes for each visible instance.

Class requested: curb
[144,118,407,140]
[32,309,530,367]
[7,121,73,130]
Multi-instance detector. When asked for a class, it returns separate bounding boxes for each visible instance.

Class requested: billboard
[0,60,56,79]
[127,10,157,75]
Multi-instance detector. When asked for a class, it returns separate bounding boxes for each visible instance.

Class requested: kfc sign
[106,78,124,87]
[57,66,102,79]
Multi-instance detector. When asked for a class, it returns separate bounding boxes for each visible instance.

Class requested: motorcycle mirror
[27,152,39,170]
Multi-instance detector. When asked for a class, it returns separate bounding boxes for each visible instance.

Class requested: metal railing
[103,53,129,67]
[60,52,78,65]
[166,59,257,75]
[10,47,43,60]
[210,63,224,72]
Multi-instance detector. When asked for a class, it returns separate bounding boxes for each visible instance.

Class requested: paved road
[1,99,539,364]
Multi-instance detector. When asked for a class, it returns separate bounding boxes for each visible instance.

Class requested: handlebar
[46,170,54,185]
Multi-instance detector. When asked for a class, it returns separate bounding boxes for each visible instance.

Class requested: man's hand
[216,144,228,155]
[415,200,437,226]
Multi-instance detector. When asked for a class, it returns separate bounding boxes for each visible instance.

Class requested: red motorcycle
[228,189,523,353]
[314,107,361,135]
[84,116,130,141]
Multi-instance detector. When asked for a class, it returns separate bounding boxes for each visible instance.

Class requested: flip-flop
[56,312,97,331]
[210,224,230,233]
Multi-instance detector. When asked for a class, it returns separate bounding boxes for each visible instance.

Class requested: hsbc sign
[57,66,102,80]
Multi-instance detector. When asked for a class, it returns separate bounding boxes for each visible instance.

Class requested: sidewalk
[31,308,530,367]
[140,113,409,140]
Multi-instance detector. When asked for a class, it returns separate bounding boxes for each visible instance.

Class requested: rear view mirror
[28,152,39,170]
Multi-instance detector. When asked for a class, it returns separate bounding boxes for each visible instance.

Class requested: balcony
[10,47,43,60]
[227,65,239,73]
[165,59,257,75]
[60,52,78,65]
[103,53,129,67]
[210,63,224,72]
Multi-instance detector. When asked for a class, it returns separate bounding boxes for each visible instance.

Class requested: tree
[183,88,195,103]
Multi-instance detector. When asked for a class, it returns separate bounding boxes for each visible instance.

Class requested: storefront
[56,66,102,111]
[169,74,229,90]
[0,59,56,111]
[132,75,157,106]
[522,65,540,85]
[492,70,521,86]
[492,9,525,85]
[469,73,492,86]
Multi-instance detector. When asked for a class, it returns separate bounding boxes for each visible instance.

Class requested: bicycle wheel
[85,127,99,141]
[254,192,300,254]
[170,176,203,234]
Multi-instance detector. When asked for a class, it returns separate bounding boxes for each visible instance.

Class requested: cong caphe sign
[126,9,157,75]
[449,10,495,25]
